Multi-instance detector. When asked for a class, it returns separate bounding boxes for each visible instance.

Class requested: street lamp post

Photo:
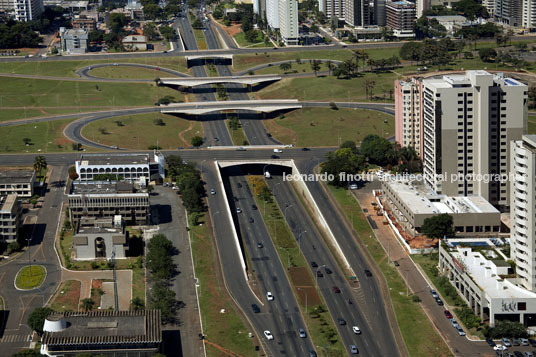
[298,230,307,252]
[26,237,32,276]
[284,204,293,224]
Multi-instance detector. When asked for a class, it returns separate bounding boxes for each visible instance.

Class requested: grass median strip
[189,211,257,356]
[193,29,208,50]
[326,185,452,357]
[247,176,345,356]
[227,116,249,146]
[15,265,46,290]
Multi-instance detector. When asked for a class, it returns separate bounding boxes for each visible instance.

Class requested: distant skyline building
[373,0,386,25]
[522,0,536,28]
[321,0,344,19]
[416,0,430,17]
[495,0,522,26]
[511,135,536,292]
[421,70,526,207]
[11,0,43,21]
[394,79,423,157]
[279,0,299,45]
[344,0,369,26]
[386,0,416,38]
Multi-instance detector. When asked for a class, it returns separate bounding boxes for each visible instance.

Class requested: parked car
[457,327,466,336]
[524,352,533,357]
[502,338,512,347]
[435,297,444,306]
[210,188,216,195]
[486,337,496,347]
[264,330,273,340]
[521,338,529,346]
[444,310,453,319]
[266,292,274,301]
[450,318,459,329]
[513,339,520,346]
[298,328,306,338]
[514,352,524,357]
[493,344,506,351]
[251,304,260,313]
[529,339,536,347]
[430,289,439,299]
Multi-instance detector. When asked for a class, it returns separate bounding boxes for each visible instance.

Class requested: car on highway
[236,207,242,214]
[486,337,496,346]
[332,286,341,293]
[435,297,444,306]
[302,147,310,151]
[494,344,507,351]
[298,328,306,338]
[271,155,279,159]
[349,345,358,354]
[393,260,400,267]
[311,261,318,268]
[502,338,512,347]
[364,269,372,277]
[444,310,453,319]
[430,289,439,299]
[210,188,216,195]
[337,318,346,325]
[236,146,246,151]
[251,304,260,313]
[309,351,317,357]
[316,270,323,277]
[264,330,273,340]
[521,338,529,346]
[251,204,257,210]
[266,292,274,301]
[352,326,361,334]
[248,217,254,223]
[325,267,332,274]
[214,137,219,142]
[257,242,263,248]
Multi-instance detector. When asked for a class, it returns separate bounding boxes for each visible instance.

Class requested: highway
[266,168,394,356]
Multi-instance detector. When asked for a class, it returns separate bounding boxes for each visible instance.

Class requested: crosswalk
[0,334,31,343]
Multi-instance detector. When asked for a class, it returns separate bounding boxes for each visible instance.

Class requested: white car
[352,326,361,334]
[267,292,274,301]
[493,344,507,351]
[210,188,216,195]
[264,330,274,340]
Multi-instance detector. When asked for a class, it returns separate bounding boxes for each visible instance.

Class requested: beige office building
[422,70,526,207]
[511,135,536,292]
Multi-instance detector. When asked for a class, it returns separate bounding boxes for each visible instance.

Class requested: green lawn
[233,31,266,48]
[248,176,345,356]
[81,113,203,150]
[327,185,452,357]
[0,108,81,122]
[0,77,180,108]
[264,108,393,147]
[0,118,78,153]
[190,211,257,356]
[256,71,399,102]
[88,66,176,80]
[15,265,46,290]
[529,115,536,134]
[193,29,208,50]
[0,57,188,77]
[226,119,248,146]
[253,61,333,75]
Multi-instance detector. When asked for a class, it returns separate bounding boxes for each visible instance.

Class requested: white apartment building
[266,0,280,29]
[395,79,422,157]
[523,0,536,29]
[0,194,22,243]
[511,135,536,292]
[279,0,298,45]
[12,0,43,21]
[484,0,495,18]
[422,71,526,207]
[416,0,430,18]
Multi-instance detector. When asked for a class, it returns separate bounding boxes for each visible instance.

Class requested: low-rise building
[68,181,150,225]
[122,35,147,51]
[41,310,162,356]
[381,177,501,237]
[60,28,89,54]
[0,169,35,198]
[439,241,536,327]
[425,15,472,34]
[72,15,96,31]
[75,152,164,182]
[73,216,128,260]
[0,194,22,243]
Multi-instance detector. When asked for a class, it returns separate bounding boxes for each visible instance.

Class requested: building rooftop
[0,169,34,184]
[0,194,17,213]
[383,178,499,215]
[123,35,147,43]
[447,245,536,300]
[71,180,142,195]
[42,310,161,346]
[426,15,467,22]
[78,153,153,166]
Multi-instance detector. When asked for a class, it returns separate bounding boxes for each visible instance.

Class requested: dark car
[233,196,239,202]
[337,318,346,325]
[364,269,372,277]
[513,339,520,346]
[435,297,443,306]
[309,351,317,357]
[529,339,536,347]
[248,217,254,223]
[301,147,310,151]
[271,155,280,159]
[486,337,495,347]
[332,286,341,293]
[514,352,524,357]
[251,304,260,313]
[393,261,400,267]
[237,182,242,188]
[252,204,258,210]
[311,261,318,268]
[444,310,453,319]
[325,267,332,274]
[267,133,272,137]
[316,270,323,277]
[257,242,263,248]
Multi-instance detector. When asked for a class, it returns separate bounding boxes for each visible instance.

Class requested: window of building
[519,302,527,311]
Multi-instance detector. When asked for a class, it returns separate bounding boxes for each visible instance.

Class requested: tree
[149,280,177,323]
[11,350,42,356]
[192,18,203,29]
[131,296,145,310]
[421,214,455,238]
[321,148,366,187]
[81,298,95,311]
[146,234,175,280]
[488,320,528,338]
[360,134,395,166]
[109,13,128,35]
[309,59,321,76]
[279,62,292,72]
[143,3,162,20]
[27,307,53,335]
[0,21,42,49]
[364,79,376,100]
[326,60,334,76]
[72,143,82,151]
[159,25,175,41]
[153,118,165,126]
[143,23,158,40]
[478,47,497,62]
[33,155,47,178]
[191,135,203,148]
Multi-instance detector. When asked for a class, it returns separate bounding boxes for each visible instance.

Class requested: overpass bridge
[160,99,302,115]
[186,54,233,67]
[159,74,281,87]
